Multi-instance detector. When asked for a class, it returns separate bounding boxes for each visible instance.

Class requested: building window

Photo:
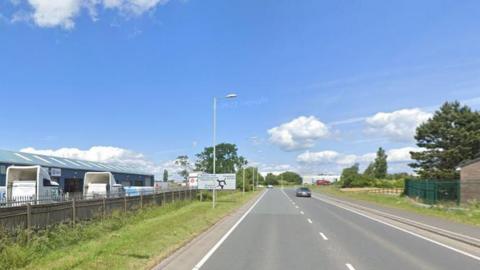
[0,165,6,175]
[145,177,152,186]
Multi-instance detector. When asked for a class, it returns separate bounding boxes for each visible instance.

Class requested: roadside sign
[198,173,236,190]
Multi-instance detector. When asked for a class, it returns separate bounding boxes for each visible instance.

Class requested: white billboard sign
[198,173,236,190]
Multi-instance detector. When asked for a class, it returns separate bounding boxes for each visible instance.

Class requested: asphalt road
[198,188,480,270]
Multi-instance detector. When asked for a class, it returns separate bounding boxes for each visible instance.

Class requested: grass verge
[0,191,259,270]
[311,186,480,227]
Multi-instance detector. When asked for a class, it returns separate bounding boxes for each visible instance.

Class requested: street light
[212,93,237,208]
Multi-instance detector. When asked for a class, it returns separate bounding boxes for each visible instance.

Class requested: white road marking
[312,195,480,262]
[307,218,313,224]
[300,211,304,215]
[346,263,356,270]
[320,232,328,240]
[295,206,299,209]
[192,190,268,270]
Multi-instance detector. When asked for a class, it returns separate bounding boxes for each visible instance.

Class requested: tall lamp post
[212,93,237,208]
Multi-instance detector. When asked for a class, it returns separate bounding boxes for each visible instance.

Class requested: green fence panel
[404,179,459,205]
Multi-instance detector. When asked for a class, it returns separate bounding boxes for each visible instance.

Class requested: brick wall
[460,161,480,203]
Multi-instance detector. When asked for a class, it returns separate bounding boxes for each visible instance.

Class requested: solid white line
[312,195,480,262]
[300,211,304,215]
[192,190,268,270]
[320,232,328,240]
[323,194,480,244]
[307,218,313,224]
[346,263,356,270]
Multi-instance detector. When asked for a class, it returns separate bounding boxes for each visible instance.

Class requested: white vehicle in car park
[83,172,124,198]
[0,186,6,205]
[6,165,60,205]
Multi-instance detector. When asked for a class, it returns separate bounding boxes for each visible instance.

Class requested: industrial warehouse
[0,149,154,196]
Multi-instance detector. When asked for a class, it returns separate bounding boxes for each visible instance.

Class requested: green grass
[311,186,480,227]
[0,191,258,270]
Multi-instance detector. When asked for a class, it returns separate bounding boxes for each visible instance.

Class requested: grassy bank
[0,191,258,270]
[312,186,480,227]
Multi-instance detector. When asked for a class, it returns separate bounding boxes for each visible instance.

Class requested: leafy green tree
[410,101,480,179]
[163,169,168,182]
[277,171,302,185]
[195,143,247,173]
[363,162,375,178]
[265,173,279,185]
[175,155,191,181]
[373,147,388,179]
[340,163,360,188]
[235,166,259,191]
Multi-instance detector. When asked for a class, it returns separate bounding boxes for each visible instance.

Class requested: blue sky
[1,0,480,177]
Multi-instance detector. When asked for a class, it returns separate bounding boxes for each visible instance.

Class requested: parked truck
[6,165,60,205]
[83,172,124,198]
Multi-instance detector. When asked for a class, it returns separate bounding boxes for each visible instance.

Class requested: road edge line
[312,195,480,262]
[192,190,268,270]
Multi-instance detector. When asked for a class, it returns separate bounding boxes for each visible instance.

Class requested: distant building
[302,174,340,185]
[0,149,154,196]
[459,158,480,203]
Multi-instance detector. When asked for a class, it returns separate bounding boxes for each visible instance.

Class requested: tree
[278,171,302,185]
[340,163,360,188]
[265,173,279,185]
[363,162,375,178]
[410,101,480,179]
[175,155,191,181]
[235,166,260,191]
[163,169,168,182]
[373,147,388,179]
[195,143,247,173]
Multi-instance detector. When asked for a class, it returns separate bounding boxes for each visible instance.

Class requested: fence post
[140,192,143,209]
[124,194,127,214]
[26,203,32,235]
[172,191,175,203]
[153,190,156,205]
[163,191,166,206]
[72,198,76,226]
[103,197,106,220]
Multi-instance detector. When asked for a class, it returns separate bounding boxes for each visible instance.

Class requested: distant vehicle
[267,185,273,189]
[316,180,331,186]
[6,165,61,205]
[296,187,311,197]
[83,172,124,198]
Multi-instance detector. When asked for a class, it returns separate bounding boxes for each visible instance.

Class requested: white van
[83,172,124,198]
[6,165,60,205]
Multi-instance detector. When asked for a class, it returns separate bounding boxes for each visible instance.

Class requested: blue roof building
[0,149,154,194]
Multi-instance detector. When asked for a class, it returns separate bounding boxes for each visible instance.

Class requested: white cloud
[296,147,423,167]
[297,150,339,163]
[103,0,168,15]
[19,146,187,180]
[365,108,432,142]
[28,0,82,29]
[268,116,330,151]
[14,0,169,29]
[387,146,423,163]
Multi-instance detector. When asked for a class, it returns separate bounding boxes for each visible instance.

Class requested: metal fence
[366,188,403,196]
[404,179,460,205]
[0,188,196,232]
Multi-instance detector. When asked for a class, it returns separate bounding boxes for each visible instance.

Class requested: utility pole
[242,167,245,195]
[213,97,216,209]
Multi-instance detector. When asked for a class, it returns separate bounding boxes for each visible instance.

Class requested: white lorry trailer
[83,172,124,198]
[6,165,60,205]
